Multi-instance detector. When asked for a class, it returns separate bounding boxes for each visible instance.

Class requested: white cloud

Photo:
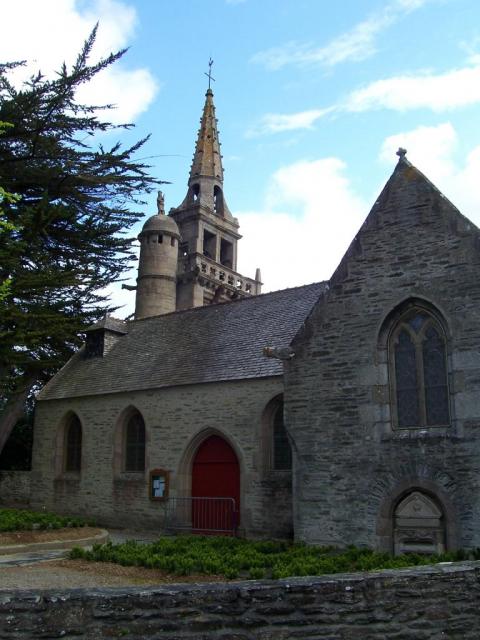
[78,66,157,123]
[346,63,480,113]
[380,123,458,180]
[236,158,367,292]
[247,108,332,137]
[251,0,429,70]
[380,123,480,227]
[250,59,480,138]
[1,0,158,124]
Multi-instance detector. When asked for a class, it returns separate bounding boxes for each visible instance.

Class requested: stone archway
[191,435,240,532]
[393,491,445,555]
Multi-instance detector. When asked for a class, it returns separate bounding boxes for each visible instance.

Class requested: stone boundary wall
[1,562,480,638]
[0,471,31,507]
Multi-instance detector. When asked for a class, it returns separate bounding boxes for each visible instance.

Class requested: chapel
[30,87,480,553]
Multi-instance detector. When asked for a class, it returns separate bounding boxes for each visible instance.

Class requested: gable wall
[286,165,480,549]
[31,376,292,538]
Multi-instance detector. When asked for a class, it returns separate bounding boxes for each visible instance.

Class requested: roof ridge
[128,280,328,324]
[395,156,463,214]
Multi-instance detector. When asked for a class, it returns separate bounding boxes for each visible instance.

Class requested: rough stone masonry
[1,562,480,639]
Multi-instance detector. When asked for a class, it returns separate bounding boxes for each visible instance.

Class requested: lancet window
[125,412,146,472]
[65,414,82,472]
[272,399,292,470]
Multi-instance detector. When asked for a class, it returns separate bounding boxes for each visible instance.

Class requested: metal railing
[163,496,238,536]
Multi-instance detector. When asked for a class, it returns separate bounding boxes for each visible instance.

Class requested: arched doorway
[192,435,240,533]
[393,491,446,555]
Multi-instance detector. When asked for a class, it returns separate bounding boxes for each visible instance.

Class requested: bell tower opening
[192,183,200,202]
[213,185,224,216]
[220,238,233,268]
[203,229,217,260]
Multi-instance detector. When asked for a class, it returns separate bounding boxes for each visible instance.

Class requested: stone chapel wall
[286,169,480,550]
[0,471,31,506]
[31,376,292,538]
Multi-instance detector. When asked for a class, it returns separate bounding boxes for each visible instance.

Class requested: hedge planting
[0,508,92,532]
[69,535,480,580]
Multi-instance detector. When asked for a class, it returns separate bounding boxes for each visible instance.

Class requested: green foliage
[0,28,160,437]
[0,123,20,303]
[0,406,33,469]
[0,508,92,531]
[67,535,467,581]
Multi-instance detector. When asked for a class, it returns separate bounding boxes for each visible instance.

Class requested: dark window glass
[423,326,449,425]
[125,414,145,472]
[273,402,292,470]
[85,331,104,358]
[408,313,427,333]
[395,329,420,427]
[65,416,82,472]
[391,309,450,428]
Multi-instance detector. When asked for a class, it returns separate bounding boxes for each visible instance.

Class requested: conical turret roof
[189,89,223,184]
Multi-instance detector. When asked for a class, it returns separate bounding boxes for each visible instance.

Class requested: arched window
[389,307,449,428]
[65,414,82,473]
[272,399,292,470]
[124,412,146,472]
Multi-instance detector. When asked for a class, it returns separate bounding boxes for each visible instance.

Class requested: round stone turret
[142,212,180,235]
[135,192,180,319]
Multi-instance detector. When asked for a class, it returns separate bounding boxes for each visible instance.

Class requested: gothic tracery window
[390,308,449,428]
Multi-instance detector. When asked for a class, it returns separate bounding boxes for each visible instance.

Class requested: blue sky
[3,0,480,316]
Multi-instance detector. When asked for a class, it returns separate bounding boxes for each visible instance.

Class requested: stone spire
[169,80,262,310]
[173,84,232,219]
[189,89,224,185]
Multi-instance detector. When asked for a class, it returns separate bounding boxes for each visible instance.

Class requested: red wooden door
[192,435,240,532]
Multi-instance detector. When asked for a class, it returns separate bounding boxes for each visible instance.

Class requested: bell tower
[170,79,262,309]
[133,65,262,319]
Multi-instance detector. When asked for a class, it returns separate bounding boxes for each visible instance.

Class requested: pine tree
[0,28,159,454]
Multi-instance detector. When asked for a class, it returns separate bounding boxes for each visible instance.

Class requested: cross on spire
[205,58,215,90]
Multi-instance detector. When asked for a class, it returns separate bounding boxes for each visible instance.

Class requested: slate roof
[85,315,128,334]
[38,282,327,401]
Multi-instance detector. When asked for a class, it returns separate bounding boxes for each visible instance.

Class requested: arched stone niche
[376,478,457,554]
[393,491,445,555]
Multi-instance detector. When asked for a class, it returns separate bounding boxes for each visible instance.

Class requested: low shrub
[0,508,93,532]
[68,535,470,581]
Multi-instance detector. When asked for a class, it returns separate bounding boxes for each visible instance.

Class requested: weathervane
[205,58,215,90]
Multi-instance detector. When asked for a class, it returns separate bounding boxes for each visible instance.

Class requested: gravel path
[0,558,225,590]
[0,530,224,590]
[0,559,161,589]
